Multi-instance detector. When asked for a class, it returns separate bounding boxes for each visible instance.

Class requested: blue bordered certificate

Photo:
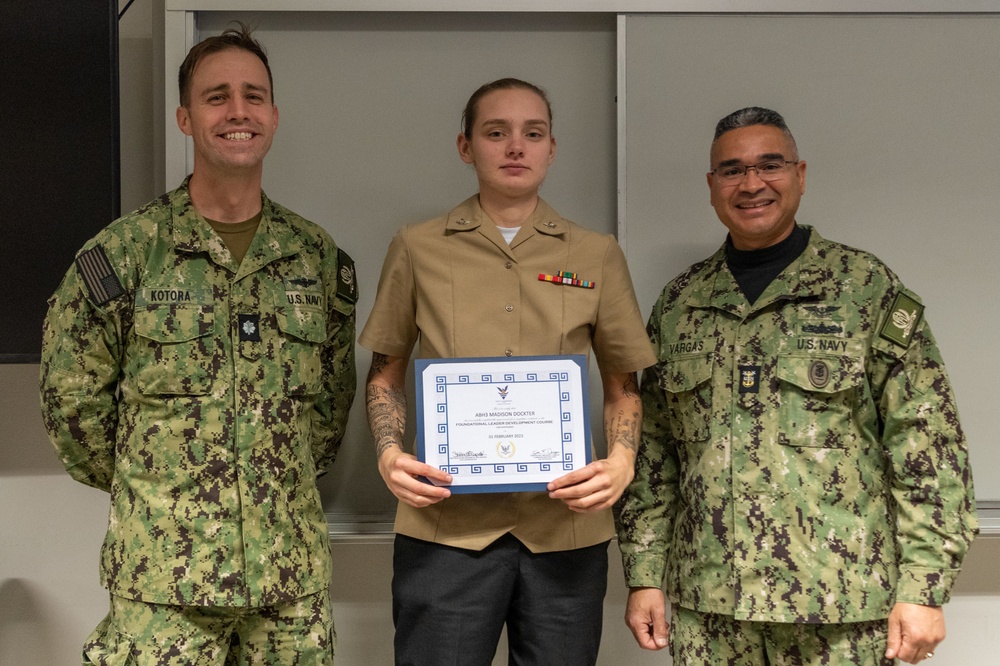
[414,355,592,494]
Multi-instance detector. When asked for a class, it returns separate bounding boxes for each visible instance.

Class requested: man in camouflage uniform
[39,24,356,665]
[618,107,977,666]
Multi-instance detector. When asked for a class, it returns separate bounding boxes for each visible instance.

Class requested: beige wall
[2,5,998,664]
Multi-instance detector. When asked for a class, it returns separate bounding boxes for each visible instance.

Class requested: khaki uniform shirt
[618,227,978,623]
[360,195,656,552]
[40,180,357,607]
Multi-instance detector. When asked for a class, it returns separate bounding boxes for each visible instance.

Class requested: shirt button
[505,349,513,357]
[505,304,514,312]
[505,261,513,269]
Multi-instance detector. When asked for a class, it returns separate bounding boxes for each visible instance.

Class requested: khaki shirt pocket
[775,352,864,448]
[133,304,214,395]
[659,352,714,442]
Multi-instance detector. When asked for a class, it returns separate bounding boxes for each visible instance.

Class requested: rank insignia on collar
[238,314,261,342]
[538,270,595,289]
[738,365,761,393]
[879,290,924,349]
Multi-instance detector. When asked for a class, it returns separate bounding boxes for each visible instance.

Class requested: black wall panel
[1,0,119,362]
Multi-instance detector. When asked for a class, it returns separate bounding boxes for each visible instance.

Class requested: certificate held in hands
[414,355,592,494]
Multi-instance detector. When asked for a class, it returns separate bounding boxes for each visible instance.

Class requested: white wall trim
[616,13,628,252]
[326,504,1000,543]
[166,1,1000,13]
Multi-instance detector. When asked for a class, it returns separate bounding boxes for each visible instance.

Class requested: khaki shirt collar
[446,194,568,258]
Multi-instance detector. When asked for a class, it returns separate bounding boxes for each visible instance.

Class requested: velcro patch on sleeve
[75,244,125,306]
[878,290,924,348]
[336,248,357,304]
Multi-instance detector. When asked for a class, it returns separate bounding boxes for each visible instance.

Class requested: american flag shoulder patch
[75,244,125,305]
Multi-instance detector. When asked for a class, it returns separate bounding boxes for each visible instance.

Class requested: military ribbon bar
[537,271,596,289]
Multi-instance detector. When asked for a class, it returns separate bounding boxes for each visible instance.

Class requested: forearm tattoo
[606,373,641,453]
[367,352,391,381]
[606,409,640,453]
[621,372,640,399]
[366,384,407,459]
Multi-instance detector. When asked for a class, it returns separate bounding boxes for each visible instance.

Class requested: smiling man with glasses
[617,107,978,666]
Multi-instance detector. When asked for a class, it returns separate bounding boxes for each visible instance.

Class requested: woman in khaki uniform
[360,79,656,666]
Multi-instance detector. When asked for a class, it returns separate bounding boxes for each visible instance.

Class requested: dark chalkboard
[1,0,119,362]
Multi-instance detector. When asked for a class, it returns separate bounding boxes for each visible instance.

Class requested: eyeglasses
[710,160,799,185]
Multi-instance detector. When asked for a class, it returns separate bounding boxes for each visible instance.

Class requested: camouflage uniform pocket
[133,304,215,395]
[274,306,327,396]
[775,352,864,448]
[659,353,713,442]
[82,614,136,665]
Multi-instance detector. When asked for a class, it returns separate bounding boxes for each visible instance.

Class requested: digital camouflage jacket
[40,180,357,607]
[618,227,977,623]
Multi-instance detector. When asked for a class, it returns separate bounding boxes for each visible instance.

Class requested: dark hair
[712,106,797,154]
[461,78,553,139]
[178,22,273,107]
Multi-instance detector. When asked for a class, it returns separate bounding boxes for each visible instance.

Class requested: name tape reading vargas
[538,271,595,289]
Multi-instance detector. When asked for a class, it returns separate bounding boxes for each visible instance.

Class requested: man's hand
[885,602,945,664]
[625,587,670,651]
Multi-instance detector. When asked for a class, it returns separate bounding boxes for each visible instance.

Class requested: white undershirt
[498,225,521,245]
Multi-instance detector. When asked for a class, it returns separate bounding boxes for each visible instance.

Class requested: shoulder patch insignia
[336,247,357,304]
[75,244,125,305]
[879,290,924,348]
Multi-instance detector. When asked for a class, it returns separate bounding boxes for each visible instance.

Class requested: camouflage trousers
[671,606,895,666]
[82,590,335,666]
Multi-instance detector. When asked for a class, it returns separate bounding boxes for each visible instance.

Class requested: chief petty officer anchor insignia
[739,365,761,394]
[740,362,830,393]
